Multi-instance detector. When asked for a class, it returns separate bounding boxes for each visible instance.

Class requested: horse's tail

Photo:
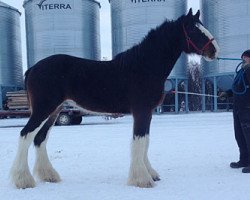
[24,68,32,110]
[24,68,32,90]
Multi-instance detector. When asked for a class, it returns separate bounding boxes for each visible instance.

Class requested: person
[220,50,250,173]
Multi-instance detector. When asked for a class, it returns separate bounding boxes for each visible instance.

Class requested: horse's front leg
[128,109,158,188]
[144,135,160,182]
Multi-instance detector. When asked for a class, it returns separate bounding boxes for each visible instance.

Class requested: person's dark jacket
[227,64,250,113]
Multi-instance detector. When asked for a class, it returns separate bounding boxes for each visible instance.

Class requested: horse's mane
[113,14,186,67]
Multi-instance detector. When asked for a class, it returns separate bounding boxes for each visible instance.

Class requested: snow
[1,112,250,200]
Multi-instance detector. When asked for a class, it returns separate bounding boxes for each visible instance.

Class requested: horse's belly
[72,95,130,114]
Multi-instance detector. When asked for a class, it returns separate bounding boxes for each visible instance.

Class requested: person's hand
[218,92,228,101]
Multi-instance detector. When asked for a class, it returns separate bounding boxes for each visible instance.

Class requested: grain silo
[23,0,101,68]
[109,0,188,112]
[0,1,23,110]
[0,1,23,87]
[200,0,250,111]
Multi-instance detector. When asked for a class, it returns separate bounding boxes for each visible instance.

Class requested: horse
[10,8,219,189]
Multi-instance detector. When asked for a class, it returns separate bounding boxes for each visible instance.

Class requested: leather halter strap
[182,24,214,55]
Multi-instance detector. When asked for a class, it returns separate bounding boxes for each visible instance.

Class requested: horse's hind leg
[10,114,49,189]
[128,109,158,188]
[33,110,61,183]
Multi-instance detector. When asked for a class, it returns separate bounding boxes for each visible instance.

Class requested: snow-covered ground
[0,112,250,200]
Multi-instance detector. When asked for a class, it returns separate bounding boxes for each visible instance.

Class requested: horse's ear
[194,10,200,19]
[187,8,193,17]
[184,8,193,25]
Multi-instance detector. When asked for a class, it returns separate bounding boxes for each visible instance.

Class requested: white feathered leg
[33,136,61,183]
[127,135,154,188]
[144,136,160,181]
[10,120,47,189]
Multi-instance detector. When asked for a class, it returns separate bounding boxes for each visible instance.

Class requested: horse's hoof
[17,181,36,189]
[128,180,155,188]
[11,172,36,189]
[138,181,155,188]
[153,176,161,182]
[42,173,61,183]
[148,169,160,182]
[34,167,61,183]
[127,177,155,188]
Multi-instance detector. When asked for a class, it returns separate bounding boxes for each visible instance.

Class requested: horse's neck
[137,22,183,78]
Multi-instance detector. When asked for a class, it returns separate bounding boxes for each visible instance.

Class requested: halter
[182,24,215,55]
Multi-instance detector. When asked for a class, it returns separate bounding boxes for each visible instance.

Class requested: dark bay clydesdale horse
[11,9,219,189]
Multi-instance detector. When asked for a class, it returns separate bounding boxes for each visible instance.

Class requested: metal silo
[109,0,187,79]
[23,0,101,68]
[0,1,23,87]
[201,0,250,91]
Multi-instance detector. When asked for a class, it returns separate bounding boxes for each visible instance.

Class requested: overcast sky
[2,0,199,69]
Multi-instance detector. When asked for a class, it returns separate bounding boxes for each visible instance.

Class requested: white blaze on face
[196,23,220,61]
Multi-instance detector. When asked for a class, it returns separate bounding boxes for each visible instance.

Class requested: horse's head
[182,8,219,61]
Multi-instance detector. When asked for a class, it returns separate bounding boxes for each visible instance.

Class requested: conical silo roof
[0,1,21,15]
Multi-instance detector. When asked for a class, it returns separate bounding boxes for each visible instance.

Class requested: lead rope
[232,61,248,95]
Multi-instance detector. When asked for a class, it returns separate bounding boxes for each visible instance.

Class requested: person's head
[241,50,250,64]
